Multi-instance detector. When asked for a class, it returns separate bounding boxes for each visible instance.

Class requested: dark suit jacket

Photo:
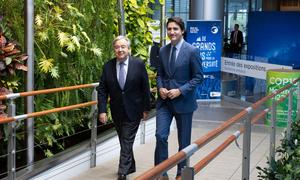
[230,30,243,53]
[156,41,203,113]
[230,30,243,45]
[150,42,160,70]
[97,56,151,121]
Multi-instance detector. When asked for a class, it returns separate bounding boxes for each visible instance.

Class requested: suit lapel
[163,44,172,76]
[112,59,120,89]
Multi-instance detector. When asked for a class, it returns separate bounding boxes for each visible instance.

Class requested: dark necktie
[119,62,125,89]
[169,46,176,74]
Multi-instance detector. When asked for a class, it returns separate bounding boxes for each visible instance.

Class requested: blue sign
[248,12,300,68]
[186,20,222,100]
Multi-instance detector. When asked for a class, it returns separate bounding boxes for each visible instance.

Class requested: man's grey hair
[112,35,131,48]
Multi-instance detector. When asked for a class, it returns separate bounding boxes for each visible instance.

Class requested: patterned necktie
[119,62,125,89]
[169,46,176,74]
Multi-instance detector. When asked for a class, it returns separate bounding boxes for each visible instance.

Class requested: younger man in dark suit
[154,17,203,179]
[97,36,150,180]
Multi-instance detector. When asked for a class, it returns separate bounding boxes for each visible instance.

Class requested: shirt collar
[173,38,184,50]
[117,57,129,65]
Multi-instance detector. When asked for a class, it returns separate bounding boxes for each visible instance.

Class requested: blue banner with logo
[186,20,222,100]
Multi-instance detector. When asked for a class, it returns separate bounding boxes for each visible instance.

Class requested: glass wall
[150,0,264,102]
[165,0,190,22]
[225,0,262,54]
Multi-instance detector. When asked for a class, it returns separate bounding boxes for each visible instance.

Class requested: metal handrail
[186,92,289,179]
[1,81,151,180]
[0,83,99,100]
[135,78,300,180]
[1,83,99,180]
[0,101,96,124]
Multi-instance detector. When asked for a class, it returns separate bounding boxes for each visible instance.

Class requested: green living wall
[0,0,157,168]
[1,0,117,158]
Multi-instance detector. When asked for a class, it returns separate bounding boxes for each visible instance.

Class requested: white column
[190,0,224,21]
[203,0,224,21]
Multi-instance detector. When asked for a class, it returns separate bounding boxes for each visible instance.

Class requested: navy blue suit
[97,56,150,175]
[155,40,203,175]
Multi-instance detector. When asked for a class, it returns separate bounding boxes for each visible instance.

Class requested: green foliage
[122,0,155,61]
[0,0,159,159]
[257,120,300,179]
[0,0,116,157]
[34,0,102,79]
[120,0,160,100]
[31,0,116,155]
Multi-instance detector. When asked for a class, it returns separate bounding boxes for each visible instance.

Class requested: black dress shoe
[117,174,126,180]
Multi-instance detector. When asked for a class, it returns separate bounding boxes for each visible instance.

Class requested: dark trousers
[154,102,193,176]
[231,43,242,54]
[113,109,140,175]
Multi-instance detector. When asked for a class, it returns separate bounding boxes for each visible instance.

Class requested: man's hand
[167,89,181,99]
[159,88,169,99]
[99,113,107,124]
[142,111,149,121]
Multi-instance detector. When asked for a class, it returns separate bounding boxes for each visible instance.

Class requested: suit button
[122,92,125,94]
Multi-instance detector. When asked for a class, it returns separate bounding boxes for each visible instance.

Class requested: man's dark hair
[167,17,185,31]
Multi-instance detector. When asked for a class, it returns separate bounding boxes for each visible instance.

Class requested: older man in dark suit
[97,36,150,180]
[154,17,203,180]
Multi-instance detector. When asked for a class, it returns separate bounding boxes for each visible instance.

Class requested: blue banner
[186,20,222,100]
[248,12,300,69]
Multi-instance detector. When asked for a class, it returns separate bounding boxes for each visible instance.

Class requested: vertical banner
[266,69,300,127]
[186,20,222,100]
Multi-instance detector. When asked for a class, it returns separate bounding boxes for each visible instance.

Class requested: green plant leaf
[66,42,76,52]
[60,51,68,58]
[4,57,12,65]
[38,31,48,42]
[52,124,61,130]
[35,15,43,27]
[90,47,102,57]
[57,32,70,47]
[50,66,59,78]
[137,19,145,28]
[81,31,91,43]
[38,58,54,73]
[45,149,54,157]
[71,36,80,49]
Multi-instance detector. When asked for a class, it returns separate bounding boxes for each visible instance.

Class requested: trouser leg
[117,120,140,175]
[155,105,173,176]
[175,113,193,176]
